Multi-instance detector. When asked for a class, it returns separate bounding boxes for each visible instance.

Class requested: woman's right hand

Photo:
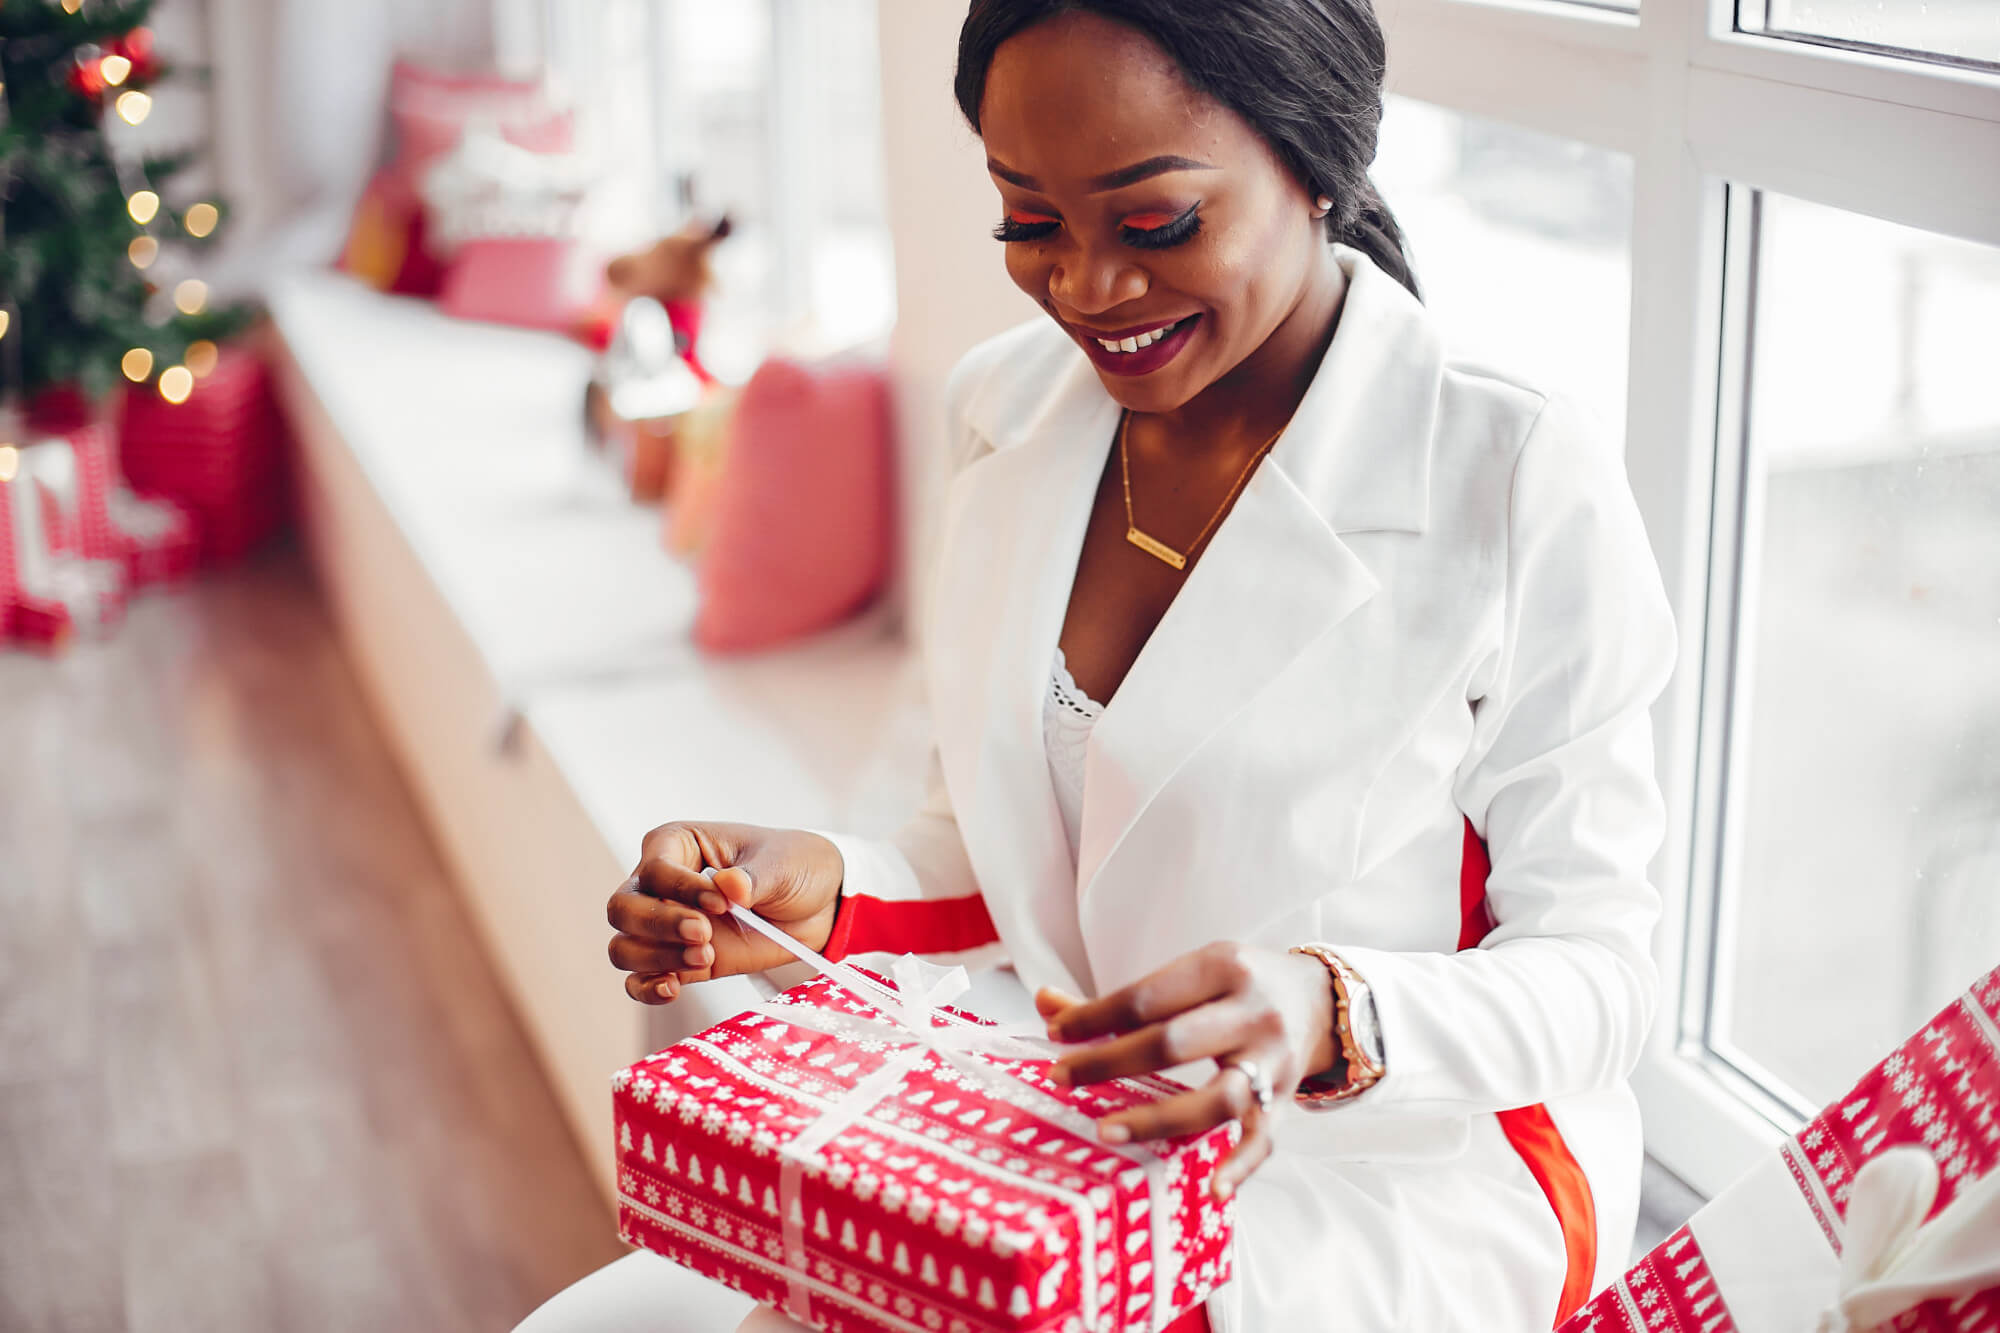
[606,821,845,1004]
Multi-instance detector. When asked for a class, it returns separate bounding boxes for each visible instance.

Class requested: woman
[530,1,1677,1328]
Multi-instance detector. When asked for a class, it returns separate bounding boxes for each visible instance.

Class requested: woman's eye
[1119,204,1202,250]
[993,212,1061,243]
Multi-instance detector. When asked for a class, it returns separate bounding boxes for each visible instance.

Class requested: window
[1737,0,2000,68]
[1377,0,2000,1196]
[1690,190,2000,1119]
[1374,98,1633,439]
[538,0,896,382]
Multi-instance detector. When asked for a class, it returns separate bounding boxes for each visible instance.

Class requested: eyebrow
[986,154,1216,194]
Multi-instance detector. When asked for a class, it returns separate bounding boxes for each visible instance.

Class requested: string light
[184,339,219,378]
[0,310,9,341]
[0,446,17,484]
[183,202,219,238]
[159,366,194,404]
[128,235,159,268]
[100,55,133,86]
[127,190,159,224]
[61,0,83,12]
[173,280,207,315]
[115,90,151,125]
[122,347,155,382]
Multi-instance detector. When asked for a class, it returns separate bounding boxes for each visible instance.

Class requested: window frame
[1381,0,2000,1198]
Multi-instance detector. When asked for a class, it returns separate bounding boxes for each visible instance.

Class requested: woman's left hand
[1037,942,1338,1199]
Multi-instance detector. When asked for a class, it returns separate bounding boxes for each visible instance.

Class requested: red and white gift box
[118,344,289,566]
[1559,963,2000,1333]
[1,435,128,648]
[614,951,1236,1333]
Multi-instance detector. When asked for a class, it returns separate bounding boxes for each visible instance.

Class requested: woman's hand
[1037,941,1338,1198]
[606,822,844,1004]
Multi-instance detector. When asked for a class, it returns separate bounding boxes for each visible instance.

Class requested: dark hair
[954,0,1420,300]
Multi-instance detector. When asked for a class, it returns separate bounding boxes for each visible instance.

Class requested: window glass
[1739,0,2000,67]
[1712,191,2000,1111]
[1373,97,1634,446]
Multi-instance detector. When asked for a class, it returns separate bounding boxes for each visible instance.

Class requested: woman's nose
[1048,246,1146,317]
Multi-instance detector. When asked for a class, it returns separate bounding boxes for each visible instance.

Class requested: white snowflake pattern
[678,1101,703,1124]
[689,1204,708,1227]
[666,1195,687,1217]
[702,1109,727,1133]
[726,1117,751,1146]
[644,1183,662,1206]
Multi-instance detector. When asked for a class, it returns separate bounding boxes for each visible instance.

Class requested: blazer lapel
[1073,246,1447,981]
[924,357,1121,998]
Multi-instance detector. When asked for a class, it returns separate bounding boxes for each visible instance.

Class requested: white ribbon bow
[727,905,1183,1331]
[1816,1147,2000,1333]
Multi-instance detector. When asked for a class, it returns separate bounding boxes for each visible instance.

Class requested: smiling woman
[534,2,1679,1330]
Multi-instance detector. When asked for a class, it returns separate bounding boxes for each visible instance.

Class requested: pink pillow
[437,236,599,332]
[335,62,570,297]
[693,360,896,652]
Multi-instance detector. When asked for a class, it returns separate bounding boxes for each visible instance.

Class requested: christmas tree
[0,0,247,410]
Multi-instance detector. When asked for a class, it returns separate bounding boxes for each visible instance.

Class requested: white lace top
[1045,646,1106,866]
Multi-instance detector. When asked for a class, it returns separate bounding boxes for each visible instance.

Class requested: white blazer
[822,245,1679,1330]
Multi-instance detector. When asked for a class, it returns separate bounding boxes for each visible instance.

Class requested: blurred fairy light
[61,0,82,12]
[116,90,151,125]
[122,347,155,382]
[0,447,17,484]
[185,339,219,377]
[128,235,159,268]
[128,190,159,224]
[183,202,219,238]
[158,366,193,404]
[100,54,132,86]
[0,309,9,341]
[173,279,207,315]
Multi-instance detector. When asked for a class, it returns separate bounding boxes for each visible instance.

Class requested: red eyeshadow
[1122,212,1179,230]
[1007,210,1059,225]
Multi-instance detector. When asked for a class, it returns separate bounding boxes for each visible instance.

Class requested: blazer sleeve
[1334,393,1679,1115]
[802,340,1014,968]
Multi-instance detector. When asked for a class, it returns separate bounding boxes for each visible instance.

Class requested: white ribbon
[726,905,1184,1332]
[1816,1148,2000,1333]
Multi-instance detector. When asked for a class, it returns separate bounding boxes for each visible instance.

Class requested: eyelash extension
[992,215,1060,243]
[1120,204,1202,250]
[988,204,1203,247]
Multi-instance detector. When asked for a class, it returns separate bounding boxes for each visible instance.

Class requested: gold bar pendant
[1126,526,1187,570]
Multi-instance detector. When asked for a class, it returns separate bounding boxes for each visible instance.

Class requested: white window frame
[1378,0,2000,1198]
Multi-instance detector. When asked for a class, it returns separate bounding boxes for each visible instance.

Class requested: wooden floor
[0,548,624,1333]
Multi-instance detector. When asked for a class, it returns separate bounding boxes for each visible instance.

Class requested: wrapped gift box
[119,344,290,565]
[2,438,127,649]
[1560,962,2000,1333]
[614,963,1236,1333]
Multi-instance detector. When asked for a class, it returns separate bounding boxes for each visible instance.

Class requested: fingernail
[1212,1176,1235,1199]
[1042,987,1081,1008]
[1099,1122,1130,1145]
[700,891,727,914]
[1049,1063,1071,1086]
[679,919,704,942]
[656,979,676,1000]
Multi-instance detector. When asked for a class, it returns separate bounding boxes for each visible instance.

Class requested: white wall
[874,0,1035,641]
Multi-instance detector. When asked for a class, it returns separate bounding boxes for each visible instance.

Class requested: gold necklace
[1119,410,1286,571]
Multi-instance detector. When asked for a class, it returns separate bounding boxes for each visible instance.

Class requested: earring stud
[1314,194,1333,217]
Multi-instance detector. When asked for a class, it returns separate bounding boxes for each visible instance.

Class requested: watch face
[1349,987,1385,1067]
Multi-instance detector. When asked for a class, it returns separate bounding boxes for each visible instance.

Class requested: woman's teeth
[1095,318,1187,354]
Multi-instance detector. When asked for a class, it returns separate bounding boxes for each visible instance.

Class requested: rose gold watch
[1289,944,1387,1109]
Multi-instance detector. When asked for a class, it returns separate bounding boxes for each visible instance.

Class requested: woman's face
[978,11,1334,417]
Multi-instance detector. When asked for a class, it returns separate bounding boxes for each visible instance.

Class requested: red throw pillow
[692,359,896,652]
[336,61,570,297]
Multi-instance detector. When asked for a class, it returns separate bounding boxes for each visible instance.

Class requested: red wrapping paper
[614,968,1236,1333]
[1558,962,2000,1333]
[118,345,290,565]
